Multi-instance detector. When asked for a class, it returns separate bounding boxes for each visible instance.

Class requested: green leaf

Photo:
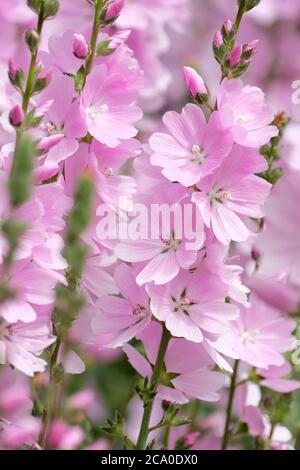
[96,40,115,56]
[74,65,86,92]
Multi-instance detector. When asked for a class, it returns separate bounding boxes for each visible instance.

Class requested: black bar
[0,450,298,468]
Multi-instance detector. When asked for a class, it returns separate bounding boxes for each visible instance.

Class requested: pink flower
[47,420,84,450]
[80,64,142,148]
[212,296,296,369]
[37,74,86,164]
[192,146,271,244]
[0,415,40,450]
[183,66,208,97]
[235,383,265,437]
[0,367,32,417]
[149,104,233,187]
[147,267,238,343]
[0,263,61,323]
[124,322,225,404]
[258,361,300,393]
[68,389,96,412]
[91,263,151,347]
[115,199,204,286]
[0,367,40,449]
[73,33,89,59]
[0,315,55,376]
[217,78,278,147]
[39,31,85,75]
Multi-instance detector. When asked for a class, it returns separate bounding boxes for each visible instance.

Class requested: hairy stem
[136,327,171,450]
[222,359,239,450]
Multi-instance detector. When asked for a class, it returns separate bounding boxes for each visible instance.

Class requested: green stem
[222,359,239,450]
[162,426,171,450]
[83,0,103,85]
[22,6,45,113]
[37,337,61,449]
[234,0,246,31]
[136,327,171,450]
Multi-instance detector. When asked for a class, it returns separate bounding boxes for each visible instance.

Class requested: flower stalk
[136,326,171,450]
[222,359,240,450]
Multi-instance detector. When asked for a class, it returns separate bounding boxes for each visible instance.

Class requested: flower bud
[9,105,25,127]
[213,31,223,48]
[25,29,40,53]
[221,19,236,44]
[8,61,25,91]
[183,66,208,98]
[227,44,243,67]
[224,19,233,34]
[239,0,261,12]
[246,39,259,53]
[34,67,52,93]
[73,34,89,59]
[104,0,125,21]
[27,0,59,19]
[8,60,17,82]
[213,31,228,64]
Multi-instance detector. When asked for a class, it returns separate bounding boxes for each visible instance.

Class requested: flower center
[172,289,196,315]
[191,145,205,164]
[44,121,58,135]
[87,104,109,120]
[236,115,247,124]
[161,236,181,252]
[102,167,113,177]
[99,104,109,113]
[241,329,260,344]
[132,304,146,317]
[209,188,232,203]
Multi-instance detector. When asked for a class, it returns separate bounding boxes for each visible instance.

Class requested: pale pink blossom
[47,420,84,450]
[115,200,204,285]
[258,361,300,393]
[80,64,142,148]
[147,267,238,343]
[212,296,296,369]
[0,263,62,323]
[0,315,55,376]
[37,74,86,165]
[217,78,278,147]
[150,104,233,187]
[192,146,271,244]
